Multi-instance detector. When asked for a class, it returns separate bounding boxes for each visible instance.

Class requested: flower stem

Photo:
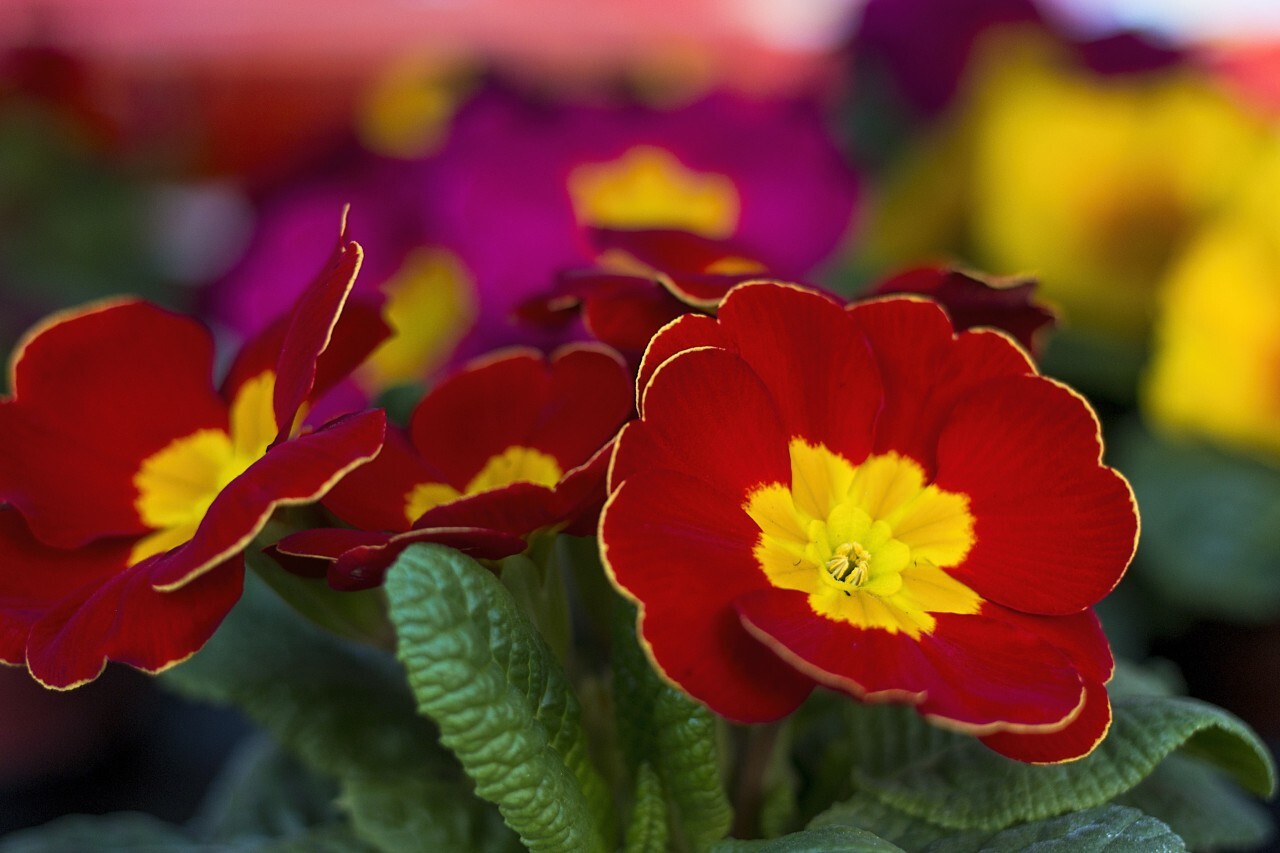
[730,719,784,838]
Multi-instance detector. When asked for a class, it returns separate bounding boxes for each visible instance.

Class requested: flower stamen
[825,541,871,588]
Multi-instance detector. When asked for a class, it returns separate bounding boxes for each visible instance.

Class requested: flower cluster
[0,210,1140,767]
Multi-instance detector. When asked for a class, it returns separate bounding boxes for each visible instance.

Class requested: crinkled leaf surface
[844,692,1274,830]
[385,543,610,853]
[624,762,669,853]
[613,598,733,851]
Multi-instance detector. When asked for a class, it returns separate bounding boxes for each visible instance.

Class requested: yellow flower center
[745,441,981,638]
[568,145,740,238]
[403,446,563,524]
[130,372,277,566]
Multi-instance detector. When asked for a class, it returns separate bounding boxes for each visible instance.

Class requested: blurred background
[1,0,1279,844]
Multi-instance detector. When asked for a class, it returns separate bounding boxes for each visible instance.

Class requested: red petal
[148,409,386,591]
[272,235,364,440]
[636,313,726,414]
[410,348,553,487]
[847,298,1035,474]
[737,591,1085,731]
[718,282,883,465]
[871,267,1056,355]
[587,227,765,306]
[580,277,690,353]
[524,345,632,468]
[933,376,1138,615]
[326,526,527,591]
[411,345,628,488]
[981,679,1113,763]
[25,555,243,689]
[600,470,814,722]
[266,527,394,578]
[322,426,437,532]
[0,509,133,666]
[0,301,227,547]
[414,482,560,537]
[635,346,791,500]
[554,443,614,537]
[994,606,1114,684]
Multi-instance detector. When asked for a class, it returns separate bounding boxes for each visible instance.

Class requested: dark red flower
[869,265,1056,355]
[517,227,776,353]
[274,344,632,590]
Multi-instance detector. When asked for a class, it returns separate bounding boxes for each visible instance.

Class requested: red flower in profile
[869,266,1057,356]
[273,344,632,589]
[517,227,775,353]
[600,283,1137,763]
[0,230,387,689]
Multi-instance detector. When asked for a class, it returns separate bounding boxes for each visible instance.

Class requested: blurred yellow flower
[862,29,1272,345]
[966,33,1269,341]
[1143,142,1280,461]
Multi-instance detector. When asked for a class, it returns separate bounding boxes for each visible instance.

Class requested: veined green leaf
[1115,754,1273,851]
[810,793,951,850]
[385,543,610,853]
[613,598,733,851]
[813,796,1186,852]
[845,692,1274,830]
[927,805,1186,852]
[712,826,904,852]
[624,763,669,853]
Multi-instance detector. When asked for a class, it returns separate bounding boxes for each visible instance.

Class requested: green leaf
[499,551,572,662]
[162,572,512,851]
[1114,754,1273,851]
[712,826,904,852]
[162,575,451,781]
[190,733,343,844]
[1111,420,1280,623]
[385,543,611,853]
[340,772,517,853]
[810,794,952,850]
[813,797,1186,852]
[0,814,192,852]
[624,763,670,853]
[931,805,1186,852]
[613,598,733,851]
[845,692,1275,830]
[249,549,395,648]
